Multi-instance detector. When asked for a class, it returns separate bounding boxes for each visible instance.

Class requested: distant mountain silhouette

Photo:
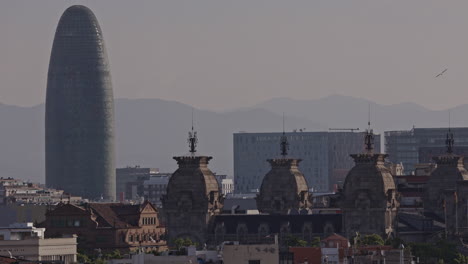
[0,95,465,183]
[0,99,316,183]
[253,94,459,132]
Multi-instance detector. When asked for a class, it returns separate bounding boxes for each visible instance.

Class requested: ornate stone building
[424,131,468,220]
[205,129,345,248]
[341,128,399,238]
[256,158,311,214]
[41,201,165,252]
[209,214,342,246]
[443,181,468,237]
[256,130,311,214]
[162,127,223,245]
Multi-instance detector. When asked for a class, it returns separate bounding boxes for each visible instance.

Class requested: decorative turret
[162,115,223,245]
[424,127,468,220]
[341,117,399,238]
[256,116,311,214]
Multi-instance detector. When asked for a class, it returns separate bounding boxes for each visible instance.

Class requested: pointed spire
[364,103,374,154]
[188,108,198,154]
[280,113,289,157]
[446,110,454,154]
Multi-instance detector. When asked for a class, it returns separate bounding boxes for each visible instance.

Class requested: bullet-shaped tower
[45,5,115,200]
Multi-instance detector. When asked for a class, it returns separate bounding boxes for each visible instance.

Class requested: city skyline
[3,0,468,111]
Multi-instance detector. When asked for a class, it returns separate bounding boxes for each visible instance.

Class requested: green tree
[385,237,405,249]
[173,237,197,255]
[454,253,468,264]
[77,253,91,263]
[409,240,457,264]
[309,237,321,247]
[360,234,384,246]
[284,235,307,247]
[183,238,195,247]
[104,249,122,260]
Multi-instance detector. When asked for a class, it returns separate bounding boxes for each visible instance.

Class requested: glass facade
[45,5,115,200]
[234,131,381,193]
[385,127,468,173]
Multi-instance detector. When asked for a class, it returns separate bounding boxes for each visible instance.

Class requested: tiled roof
[322,233,348,242]
[49,201,157,228]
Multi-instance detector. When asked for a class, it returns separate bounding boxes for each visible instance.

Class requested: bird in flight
[435,68,447,78]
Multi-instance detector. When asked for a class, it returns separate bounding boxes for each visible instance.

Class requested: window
[248,260,261,264]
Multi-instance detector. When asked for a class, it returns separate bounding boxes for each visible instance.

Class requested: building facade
[424,154,468,220]
[0,223,77,264]
[42,201,165,252]
[234,132,381,193]
[222,244,279,264]
[256,158,311,215]
[116,167,159,202]
[341,152,399,238]
[341,130,399,239]
[385,127,468,173]
[142,174,170,207]
[220,179,234,196]
[162,155,224,245]
[45,5,116,200]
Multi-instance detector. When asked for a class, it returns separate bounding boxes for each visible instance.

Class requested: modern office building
[142,174,171,207]
[385,127,468,173]
[45,5,116,200]
[116,166,159,201]
[233,131,380,193]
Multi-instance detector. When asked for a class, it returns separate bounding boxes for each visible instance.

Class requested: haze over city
[3,0,468,111]
[3,2,468,263]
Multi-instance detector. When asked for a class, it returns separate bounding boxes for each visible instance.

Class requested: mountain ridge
[1,95,466,184]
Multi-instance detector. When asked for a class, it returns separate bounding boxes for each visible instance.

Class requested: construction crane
[328,128,360,132]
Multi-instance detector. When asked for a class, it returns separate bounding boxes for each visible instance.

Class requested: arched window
[258,223,270,241]
[323,222,335,235]
[236,223,248,243]
[302,222,313,241]
[215,223,225,244]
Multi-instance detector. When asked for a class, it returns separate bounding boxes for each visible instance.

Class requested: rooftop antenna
[364,103,374,154]
[446,110,454,154]
[280,112,289,157]
[188,108,198,154]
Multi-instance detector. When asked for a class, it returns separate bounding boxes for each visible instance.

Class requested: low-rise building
[41,201,166,253]
[222,244,279,264]
[0,223,77,264]
[0,178,83,205]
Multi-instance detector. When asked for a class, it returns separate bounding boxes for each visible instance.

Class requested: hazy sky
[2,0,468,111]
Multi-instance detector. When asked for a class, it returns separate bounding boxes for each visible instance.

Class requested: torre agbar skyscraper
[46,5,116,200]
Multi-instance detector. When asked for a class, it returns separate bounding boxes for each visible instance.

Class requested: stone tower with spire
[424,128,468,221]
[256,119,311,214]
[162,120,223,245]
[341,121,399,238]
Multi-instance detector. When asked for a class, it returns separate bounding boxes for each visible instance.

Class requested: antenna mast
[364,103,374,154]
[280,113,289,157]
[188,108,198,154]
[446,110,454,154]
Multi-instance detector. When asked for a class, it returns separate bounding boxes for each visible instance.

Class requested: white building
[0,223,45,240]
[0,223,77,264]
[221,179,234,195]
